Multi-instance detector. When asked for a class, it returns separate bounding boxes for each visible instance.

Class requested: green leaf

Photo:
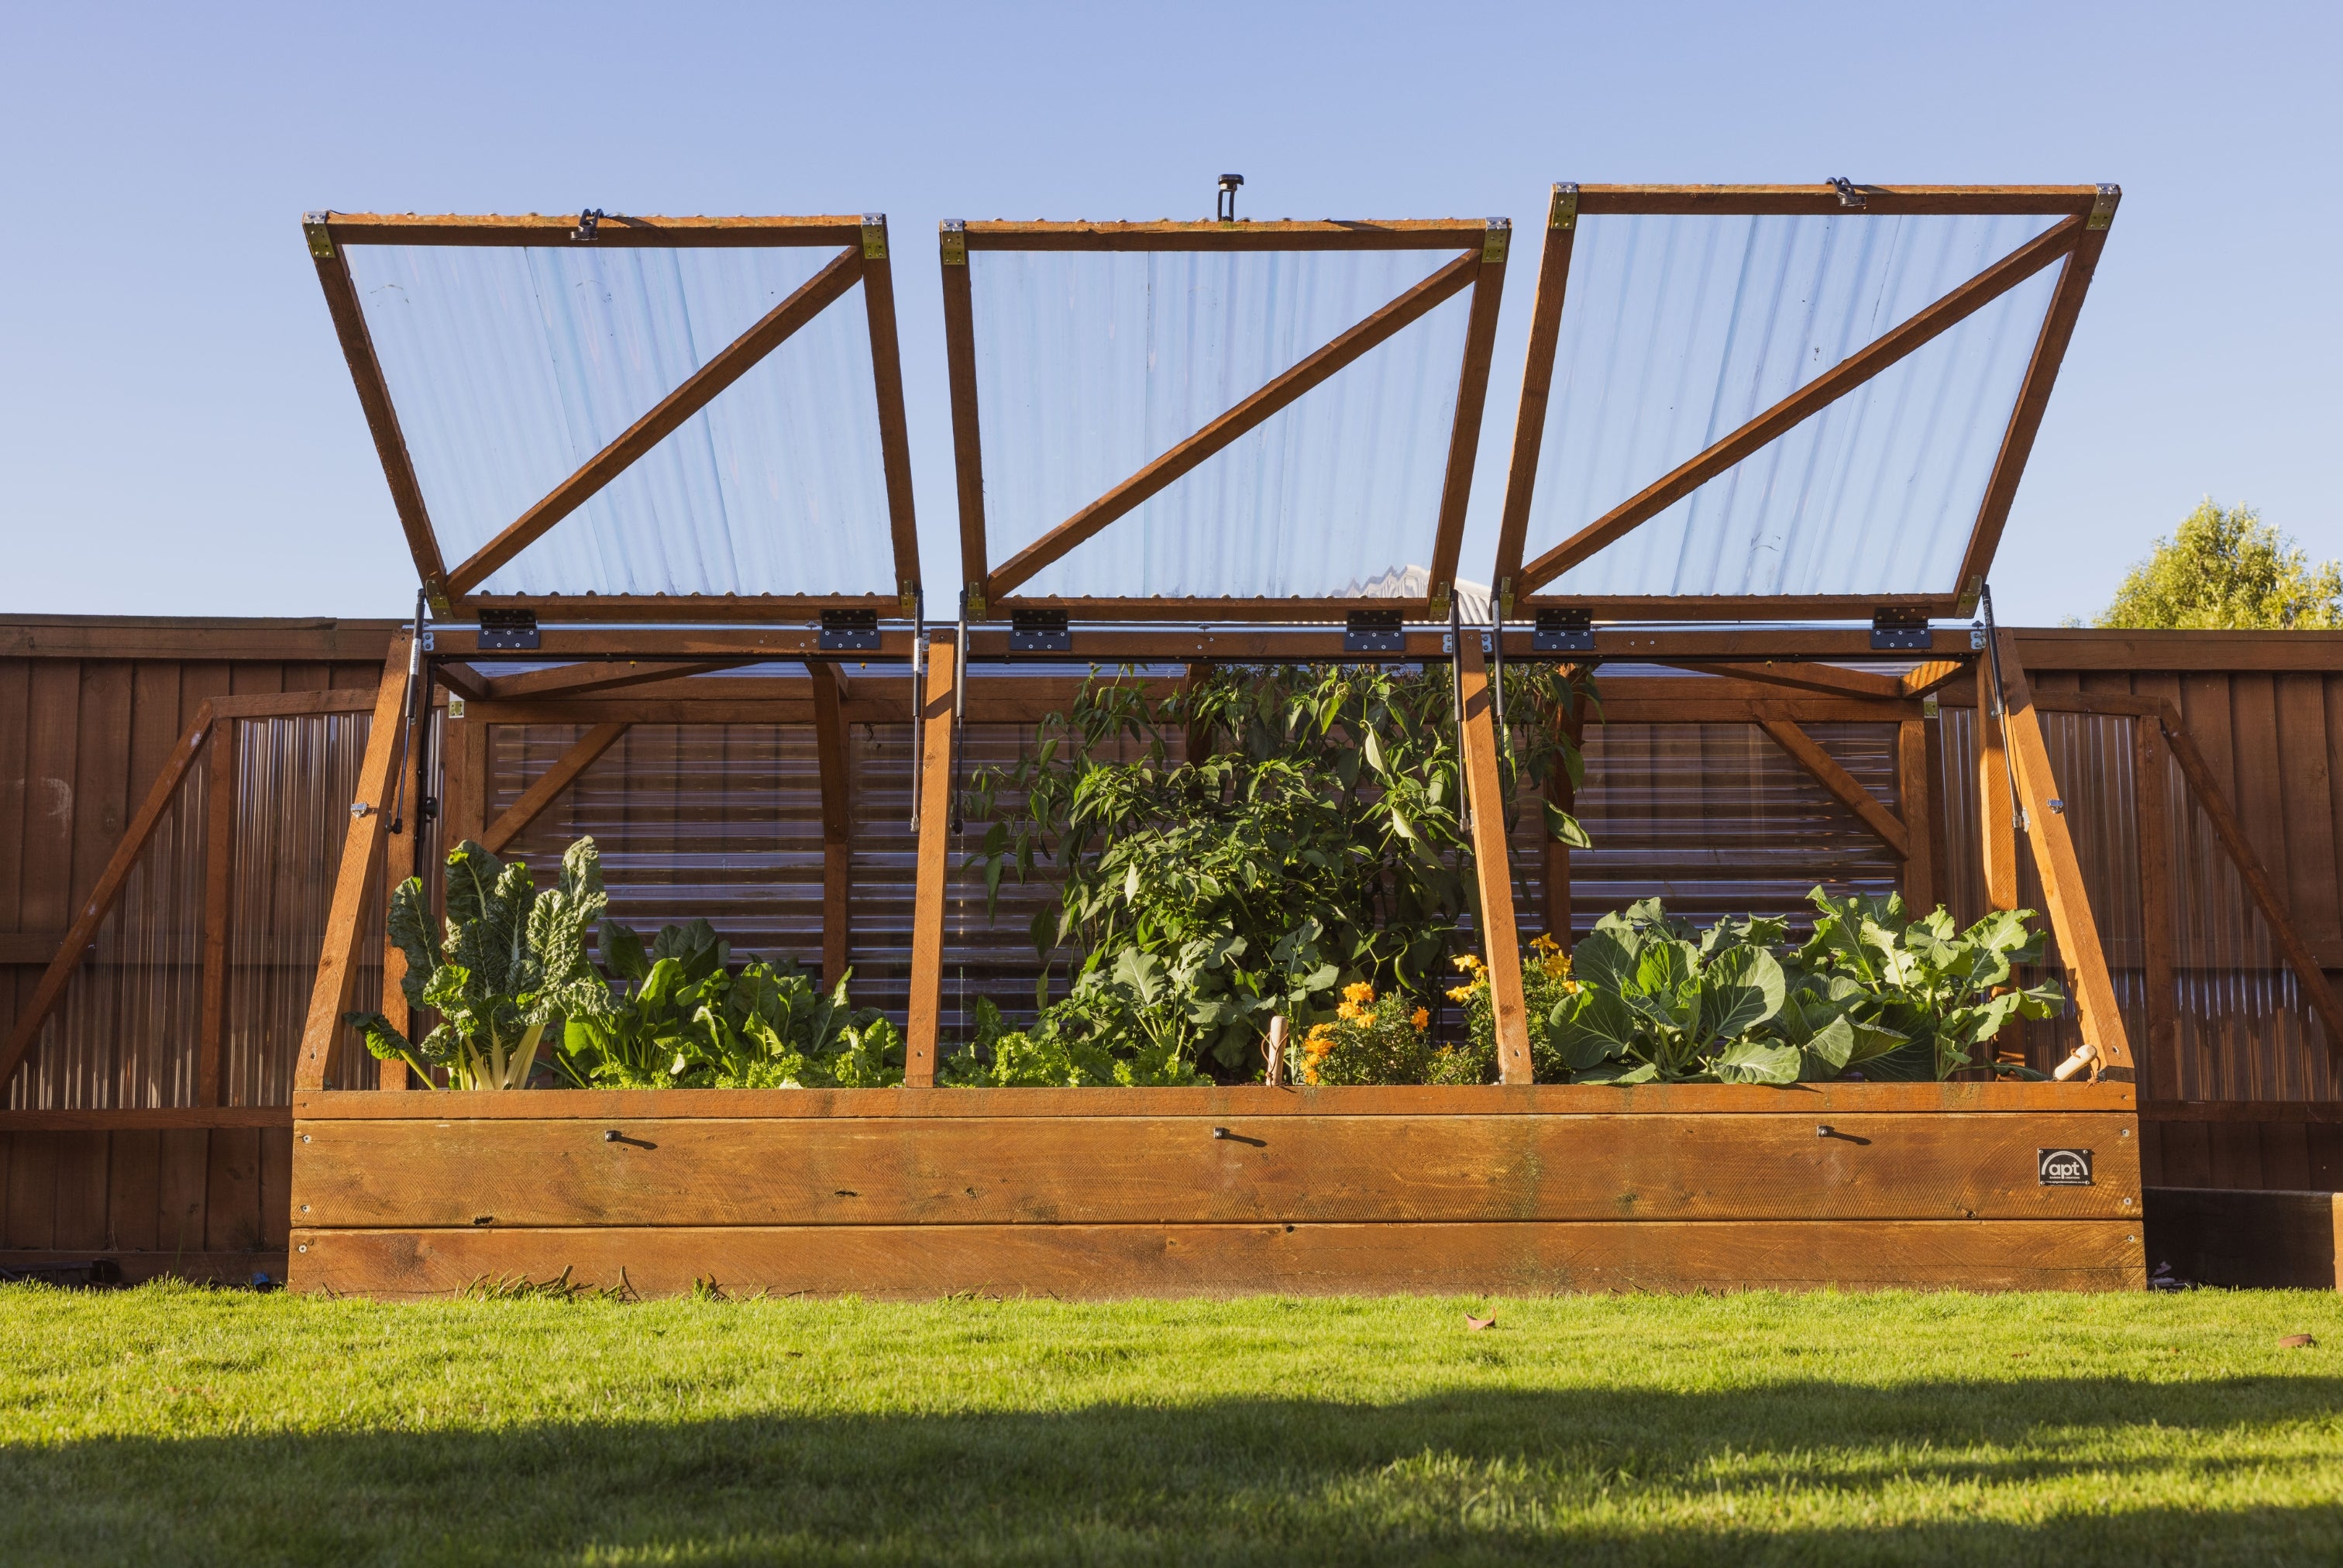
[1543,801,1591,848]
[1549,988,1637,1070]
[1712,1038,1801,1085]
[1698,946,1784,1040]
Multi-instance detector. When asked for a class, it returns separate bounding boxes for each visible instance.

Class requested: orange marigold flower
[1336,1001,1365,1022]
[1342,981,1375,1006]
[1410,1007,1430,1031]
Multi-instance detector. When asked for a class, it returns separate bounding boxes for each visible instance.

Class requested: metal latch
[939,219,967,266]
[1344,610,1405,655]
[1481,217,1511,263]
[1827,177,1867,211]
[572,208,604,242]
[1870,608,1931,652]
[1549,183,1578,231]
[819,609,880,652]
[477,607,540,652]
[302,212,335,259]
[1217,174,1244,225]
[2088,184,2121,230]
[1533,607,1595,654]
[1009,609,1071,654]
[860,214,889,260]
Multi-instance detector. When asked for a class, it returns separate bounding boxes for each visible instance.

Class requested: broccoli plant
[343,837,611,1091]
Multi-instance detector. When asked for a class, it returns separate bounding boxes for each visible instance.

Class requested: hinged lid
[1491,183,2118,623]
[306,211,921,622]
[941,215,1511,623]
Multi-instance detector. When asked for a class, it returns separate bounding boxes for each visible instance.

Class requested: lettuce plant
[345,838,611,1090]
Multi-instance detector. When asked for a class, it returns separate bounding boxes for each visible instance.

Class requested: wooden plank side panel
[204,1127,263,1251]
[292,1219,2146,1300]
[294,1110,2142,1229]
[50,1130,109,1250]
[106,1129,160,1250]
[157,1129,208,1253]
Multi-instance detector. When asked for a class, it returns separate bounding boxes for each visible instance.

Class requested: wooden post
[1994,631,2135,1076]
[809,665,854,987]
[1457,635,1530,1083]
[198,720,236,1106]
[294,639,411,1094]
[1897,717,1936,915]
[1977,655,2017,911]
[1541,685,1581,952]
[444,703,489,847]
[376,768,417,1092]
[2132,714,2178,1095]
[903,634,959,1087]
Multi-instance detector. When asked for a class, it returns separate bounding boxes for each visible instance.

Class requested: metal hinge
[477,607,539,652]
[1533,607,1595,654]
[1827,177,1867,211]
[940,219,967,266]
[1955,574,1984,617]
[820,609,880,652]
[1496,576,1514,618]
[900,582,919,614]
[1481,217,1511,263]
[1549,183,1578,231]
[861,214,889,260]
[1428,583,1452,621]
[962,581,986,621]
[1870,608,1931,652]
[1010,609,1072,654]
[1344,610,1405,655]
[572,208,605,243]
[2088,184,2121,230]
[301,213,335,259]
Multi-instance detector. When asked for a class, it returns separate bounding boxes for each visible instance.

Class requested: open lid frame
[940,218,1512,623]
[1490,184,2118,624]
[306,211,923,622]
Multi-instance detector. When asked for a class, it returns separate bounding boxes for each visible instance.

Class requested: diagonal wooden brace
[1457,635,1531,1082]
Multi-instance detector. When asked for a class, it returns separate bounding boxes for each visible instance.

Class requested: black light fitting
[1216,173,1244,222]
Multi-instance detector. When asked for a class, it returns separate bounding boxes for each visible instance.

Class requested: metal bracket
[1481,217,1511,263]
[1428,583,1452,621]
[962,581,986,621]
[1533,607,1594,654]
[2088,184,2121,230]
[1955,573,1984,618]
[1549,183,1578,232]
[1009,609,1072,655]
[819,609,881,652]
[860,214,889,260]
[301,213,335,260]
[1344,610,1405,655]
[1870,608,1931,652]
[477,607,540,652]
[1217,173,1244,225]
[899,582,919,614]
[572,208,605,243]
[1827,177,1867,211]
[939,219,967,266]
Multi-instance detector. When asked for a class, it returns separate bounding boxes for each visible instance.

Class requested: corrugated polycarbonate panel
[344,244,893,598]
[1527,212,2064,600]
[971,248,1472,600]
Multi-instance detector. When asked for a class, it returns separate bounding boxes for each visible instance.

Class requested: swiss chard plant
[345,837,613,1090]
[560,917,903,1088]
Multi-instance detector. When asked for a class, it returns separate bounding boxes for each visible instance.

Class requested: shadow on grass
[4,1375,2340,1565]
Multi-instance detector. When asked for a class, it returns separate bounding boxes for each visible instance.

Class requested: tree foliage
[2095,500,2343,630]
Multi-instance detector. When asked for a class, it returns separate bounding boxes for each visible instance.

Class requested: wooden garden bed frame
[29,187,2342,1295]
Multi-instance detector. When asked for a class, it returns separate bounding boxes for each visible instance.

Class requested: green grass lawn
[2,1284,2339,1566]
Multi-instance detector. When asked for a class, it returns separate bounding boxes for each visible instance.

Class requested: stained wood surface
[291,1219,2145,1299]
[903,636,958,1084]
[1456,637,1529,1080]
[294,1107,2139,1229]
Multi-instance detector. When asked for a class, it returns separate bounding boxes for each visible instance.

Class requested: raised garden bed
[288,1080,2142,1297]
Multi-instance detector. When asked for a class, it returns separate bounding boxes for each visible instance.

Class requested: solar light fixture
[1216,173,1244,222]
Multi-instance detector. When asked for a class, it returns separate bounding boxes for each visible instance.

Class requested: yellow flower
[1452,954,1484,974]
[1446,983,1477,1002]
[1343,981,1375,1006]
[1410,1007,1430,1031]
[1336,1000,1366,1022]
[1530,933,1560,955]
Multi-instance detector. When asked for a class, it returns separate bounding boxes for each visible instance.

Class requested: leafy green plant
[959,662,1591,1078]
[1795,891,2066,1080]
[344,838,612,1090]
[560,918,903,1089]
[1452,933,1583,1082]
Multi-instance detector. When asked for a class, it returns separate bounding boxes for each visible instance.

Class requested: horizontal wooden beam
[961,218,1491,252]
[1515,593,1963,622]
[0,1106,292,1132]
[1655,661,1905,700]
[1573,184,2106,217]
[482,659,754,700]
[0,617,408,662]
[315,212,868,248]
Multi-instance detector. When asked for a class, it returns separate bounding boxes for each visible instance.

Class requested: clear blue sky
[4,1,2335,627]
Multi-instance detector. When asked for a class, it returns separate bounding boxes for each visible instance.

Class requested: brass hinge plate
[302,213,335,260]
[940,220,967,266]
[861,213,889,260]
[1481,218,1511,263]
[2088,184,2121,230]
[1549,183,1578,232]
